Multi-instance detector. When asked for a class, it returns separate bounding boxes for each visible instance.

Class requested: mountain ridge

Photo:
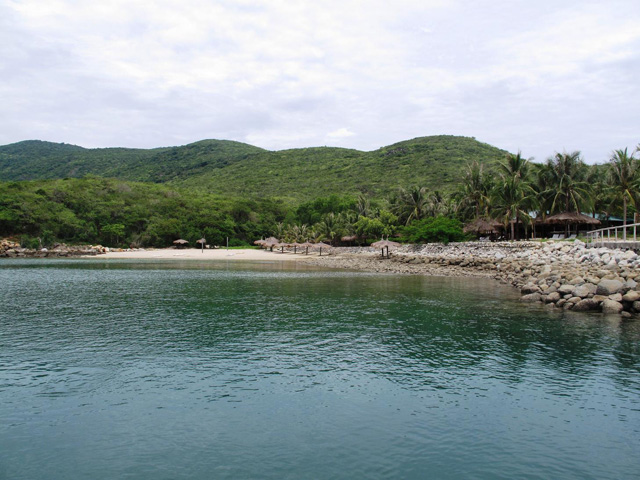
[0,135,510,201]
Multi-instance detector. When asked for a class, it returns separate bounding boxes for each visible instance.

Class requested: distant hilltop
[0,135,509,201]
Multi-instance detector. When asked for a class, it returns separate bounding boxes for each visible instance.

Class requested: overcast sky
[2,0,639,164]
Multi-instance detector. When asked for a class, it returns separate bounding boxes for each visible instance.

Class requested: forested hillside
[0,136,508,201]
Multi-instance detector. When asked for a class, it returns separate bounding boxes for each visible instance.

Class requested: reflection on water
[1,259,639,480]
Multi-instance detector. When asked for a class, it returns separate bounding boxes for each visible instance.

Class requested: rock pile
[311,240,640,317]
[0,239,107,258]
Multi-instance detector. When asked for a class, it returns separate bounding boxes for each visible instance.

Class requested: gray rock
[558,284,575,295]
[633,301,640,311]
[521,284,540,294]
[572,283,597,298]
[572,299,600,312]
[569,276,585,285]
[521,293,542,303]
[546,292,561,303]
[602,300,624,314]
[596,279,624,296]
[608,293,623,302]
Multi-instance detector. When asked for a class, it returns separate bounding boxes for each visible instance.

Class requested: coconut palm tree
[608,148,639,239]
[540,151,591,214]
[456,161,492,219]
[492,176,535,240]
[492,151,533,239]
[390,186,429,225]
[499,151,532,181]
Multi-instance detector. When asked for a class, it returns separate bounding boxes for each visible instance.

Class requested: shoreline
[304,241,640,317]
[3,239,639,317]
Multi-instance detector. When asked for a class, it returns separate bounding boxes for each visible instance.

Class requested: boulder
[596,279,624,296]
[624,290,640,302]
[602,300,624,314]
[521,293,542,303]
[572,299,600,312]
[572,283,597,298]
[545,292,561,303]
[558,284,575,295]
[521,284,540,294]
[608,293,623,302]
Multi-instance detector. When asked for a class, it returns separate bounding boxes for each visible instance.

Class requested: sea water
[1,259,639,479]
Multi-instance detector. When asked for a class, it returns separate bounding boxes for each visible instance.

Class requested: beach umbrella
[263,237,280,252]
[313,241,332,256]
[196,238,206,252]
[275,242,291,253]
[371,238,400,258]
[254,239,266,246]
[290,242,304,254]
[173,239,189,248]
[300,241,314,255]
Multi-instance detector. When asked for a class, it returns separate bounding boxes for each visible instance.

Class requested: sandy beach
[97,247,323,262]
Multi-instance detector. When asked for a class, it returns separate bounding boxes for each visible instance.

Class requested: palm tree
[492,176,534,240]
[540,151,591,214]
[500,151,532,181]
[456,161,492,219]
[390,186,429,225]
[608,148,639,239]
[313,213,345,245]
[492,151,533,239]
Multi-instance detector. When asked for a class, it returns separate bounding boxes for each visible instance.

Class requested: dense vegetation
[0,136,507,202]
[0,178,288,248]
[0,136,637,249]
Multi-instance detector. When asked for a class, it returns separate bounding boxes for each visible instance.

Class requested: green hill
[0,136,509,202]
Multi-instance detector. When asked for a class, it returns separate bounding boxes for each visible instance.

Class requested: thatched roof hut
[543,212,601,237]
[544,212,601,225]
[463,218,502,234]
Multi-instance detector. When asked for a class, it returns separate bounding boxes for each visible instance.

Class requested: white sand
[95,248,321,262]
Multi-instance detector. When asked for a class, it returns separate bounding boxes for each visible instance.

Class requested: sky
[1,0,639,164]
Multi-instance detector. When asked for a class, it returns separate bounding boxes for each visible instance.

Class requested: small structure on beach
[313,242,332,256]
[173,239,189,248]
[196,238,206,252]
[544,212,601,237]
[463,218,503,238]
[371,238,400,258]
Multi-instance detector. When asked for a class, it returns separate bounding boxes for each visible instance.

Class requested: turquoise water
[1,259,639,479]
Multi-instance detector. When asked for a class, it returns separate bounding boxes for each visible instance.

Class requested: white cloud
[1,0,639,162]
[327,128,355,139]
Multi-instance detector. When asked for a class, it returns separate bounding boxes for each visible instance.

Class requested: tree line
[0,145,637,248]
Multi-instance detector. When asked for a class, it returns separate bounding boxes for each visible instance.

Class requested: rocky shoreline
[0,239,107,258]
[304,241,640,318]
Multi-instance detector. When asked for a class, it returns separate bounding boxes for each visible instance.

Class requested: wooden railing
[586,223,640,246]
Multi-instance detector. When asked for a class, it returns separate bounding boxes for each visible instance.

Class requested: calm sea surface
[1,259,639,479]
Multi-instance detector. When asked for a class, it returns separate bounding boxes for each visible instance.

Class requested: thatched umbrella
[254,239,266,247]
[173,239,189,248]
[544,212,601,237]
[313,241,332,256]
[300,241,314,255]
[371,239,400,258]
[275,242,292,253]
[196,238,207,252]
[463,218,502,234]
[263,237,279,252]
[290,242,304,254]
